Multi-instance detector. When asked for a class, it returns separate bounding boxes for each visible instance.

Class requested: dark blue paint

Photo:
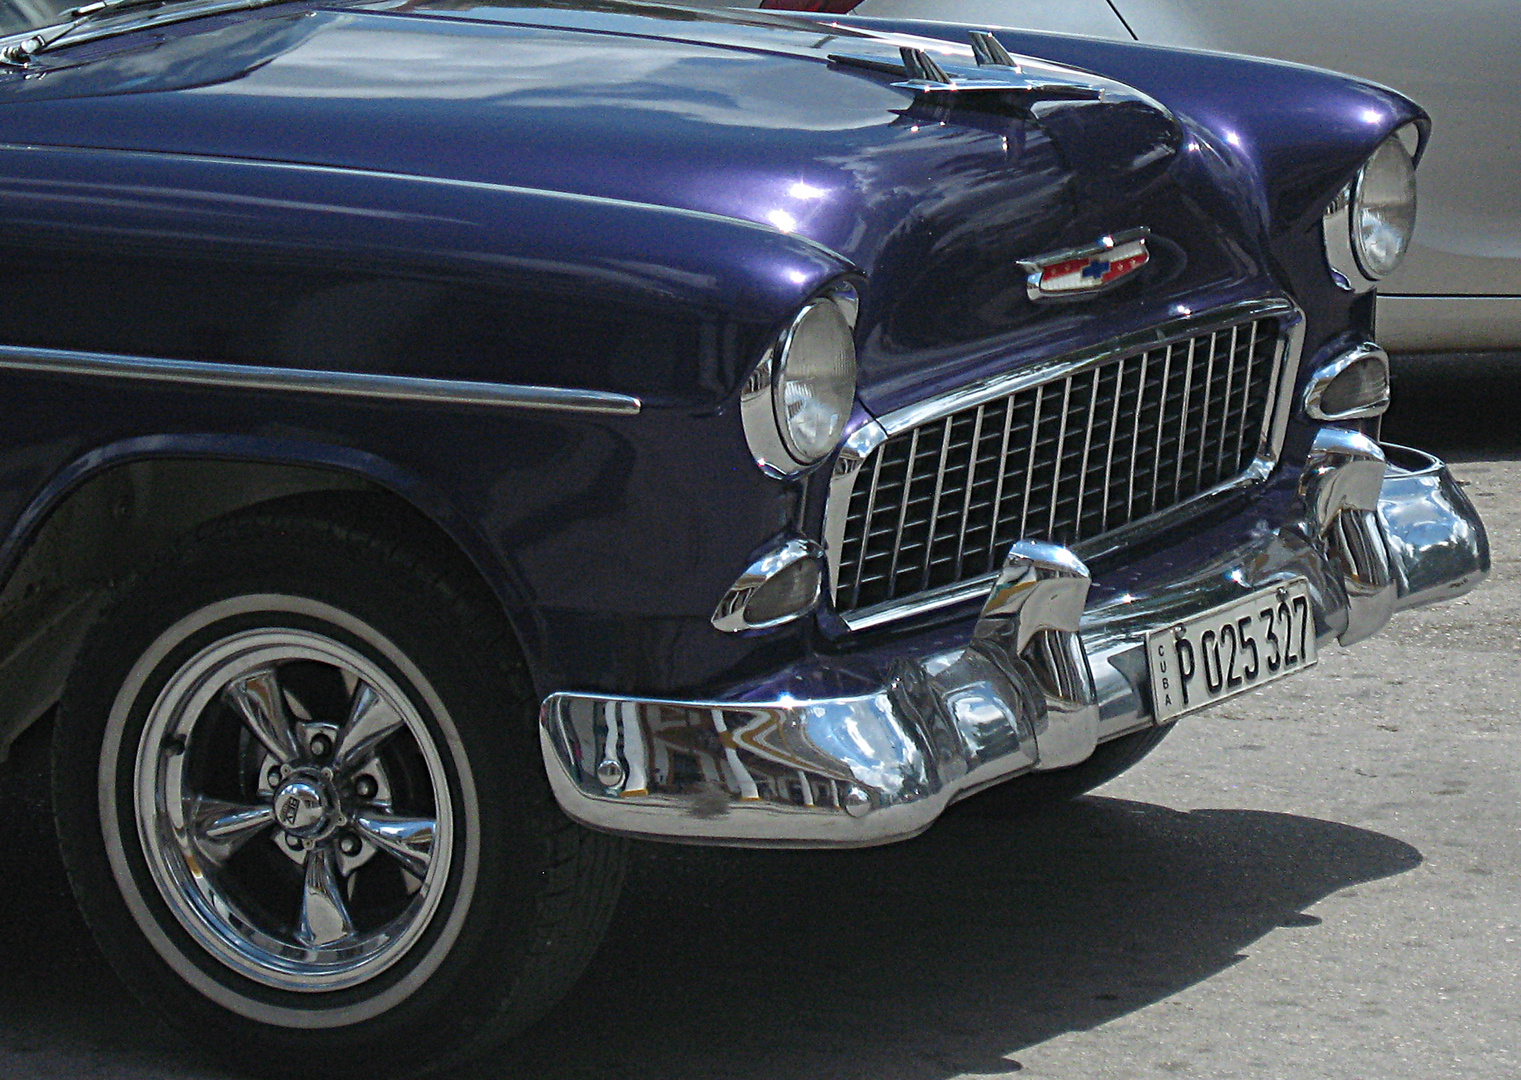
[0,1,1421,701]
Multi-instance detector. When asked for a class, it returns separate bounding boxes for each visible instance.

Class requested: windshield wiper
[0,0,270,66]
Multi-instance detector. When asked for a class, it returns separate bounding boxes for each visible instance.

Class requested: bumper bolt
[595,758,626,789]
[842,785,872,818]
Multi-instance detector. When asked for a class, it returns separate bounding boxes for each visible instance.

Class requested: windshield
[0,0,78,37]
[0,0,297,56]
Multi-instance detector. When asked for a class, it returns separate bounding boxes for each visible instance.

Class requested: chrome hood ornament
[1018,228,1151,302]
[830,30,1103,103]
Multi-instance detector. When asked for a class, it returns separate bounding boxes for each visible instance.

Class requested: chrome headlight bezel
[742,285,860,477]
[1324,124,1420,292]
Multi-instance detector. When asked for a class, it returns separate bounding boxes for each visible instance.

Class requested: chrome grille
[834,315,1284,615]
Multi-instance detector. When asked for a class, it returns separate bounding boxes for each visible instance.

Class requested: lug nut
[354,776,378,799]
[285,834,303,851]
[339,834,362,856]
[266,767,282,788]
[309,734,332,758]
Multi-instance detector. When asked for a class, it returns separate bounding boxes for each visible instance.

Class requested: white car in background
[744,0,1521,357]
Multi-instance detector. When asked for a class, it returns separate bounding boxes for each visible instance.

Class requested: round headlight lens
[1351,135,1417,280]
[773,298,857,465]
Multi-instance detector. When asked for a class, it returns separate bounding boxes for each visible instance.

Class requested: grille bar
[835,315,1284,615]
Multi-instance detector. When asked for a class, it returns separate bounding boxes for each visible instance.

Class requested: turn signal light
[711,539,825,632]
[1304,345,1390,422]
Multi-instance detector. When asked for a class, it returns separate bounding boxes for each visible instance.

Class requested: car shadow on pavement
[0,718,1421,1080]
[488,796,1420,1080]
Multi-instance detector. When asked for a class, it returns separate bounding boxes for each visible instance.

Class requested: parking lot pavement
[0,357,1516,1080]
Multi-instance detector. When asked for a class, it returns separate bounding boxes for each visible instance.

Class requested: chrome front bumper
[540,433,1487,848]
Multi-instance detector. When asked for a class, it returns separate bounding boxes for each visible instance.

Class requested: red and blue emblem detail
[1021,231,1151,302]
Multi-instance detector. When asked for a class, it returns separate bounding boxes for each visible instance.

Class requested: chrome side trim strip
[827,299,1307,631]
[0,344,643,416]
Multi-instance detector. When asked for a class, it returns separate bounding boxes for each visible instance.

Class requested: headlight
[1324,126,1419,291]
[1352,136,1417,279]
[742,289,859,476]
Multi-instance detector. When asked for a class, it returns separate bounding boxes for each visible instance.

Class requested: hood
[0,2,1397,410]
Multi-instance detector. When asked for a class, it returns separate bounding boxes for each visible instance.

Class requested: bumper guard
[540,434,1487,848]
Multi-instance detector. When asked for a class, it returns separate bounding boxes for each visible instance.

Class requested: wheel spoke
[222,667,301,764]
[331,683,406,773]
[297,845,354,947]
[352,810,435,879]
[189,797,275,863]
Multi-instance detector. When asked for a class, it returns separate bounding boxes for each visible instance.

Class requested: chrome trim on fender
[824,299,1305,631]
[1322,185,1371,293]
[0,344,643,415]
[1303,343,1390,421]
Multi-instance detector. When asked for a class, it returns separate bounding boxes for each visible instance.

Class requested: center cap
[273,776,335,839]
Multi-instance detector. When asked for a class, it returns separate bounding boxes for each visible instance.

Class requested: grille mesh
[836,317,1282,614]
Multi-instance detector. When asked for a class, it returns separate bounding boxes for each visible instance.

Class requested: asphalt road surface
[0,355,1516,1080]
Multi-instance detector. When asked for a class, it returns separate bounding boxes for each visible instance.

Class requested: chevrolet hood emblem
[1020,229,1151,302]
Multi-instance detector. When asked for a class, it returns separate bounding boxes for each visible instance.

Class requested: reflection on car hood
[0,1,1381,408]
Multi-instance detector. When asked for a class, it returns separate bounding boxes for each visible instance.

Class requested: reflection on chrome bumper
[540,434,1488,848]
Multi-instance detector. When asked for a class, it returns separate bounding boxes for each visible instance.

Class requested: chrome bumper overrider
[540,433,1487,848]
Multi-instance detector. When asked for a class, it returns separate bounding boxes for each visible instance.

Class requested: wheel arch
[0,434,541,759]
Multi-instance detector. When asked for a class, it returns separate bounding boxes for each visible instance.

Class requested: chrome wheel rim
[132,625,454,993]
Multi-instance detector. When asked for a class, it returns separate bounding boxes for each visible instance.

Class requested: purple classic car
[0,0,1487,1075]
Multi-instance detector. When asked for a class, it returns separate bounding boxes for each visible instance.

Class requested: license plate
[1145,578,1317,724]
